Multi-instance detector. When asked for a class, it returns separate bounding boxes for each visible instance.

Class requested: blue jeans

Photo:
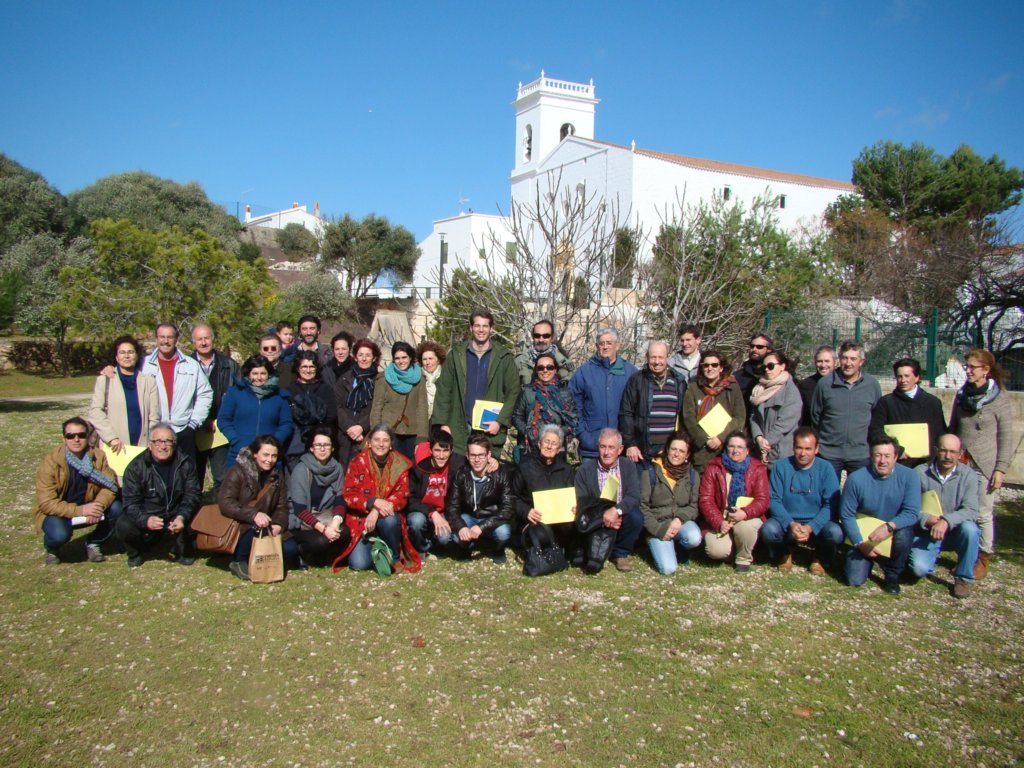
[407,510,457,553]
[42,500,122,553]
[907,521,980,582]
[760,518,844,568]
[453,513,512,554]
[845,525,914,586]
[646,520,701,575]
[348,513,403,571]
[234,527,299,564]
[613,506,644,558]
[827,456,869,482]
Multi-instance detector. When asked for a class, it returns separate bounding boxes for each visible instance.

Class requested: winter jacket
[809,371,882,465]
[515,345,574,387]
[370,372,429,438]
[88,372,160,447]
[667,349,701,383]
[640,458,700,539]
[140,348,213,432]
[680,379,746,471]
[444,464,515,534]
[33,444,118,533]
[408,453,467,518]
[190,350,238,424]
[216,447,290,532]
[335,366,378,436]
[949,385,1014,481]
[218,380,294,467]
[574,457,641,515]
[697,456,770,535]
[868,387,947,467]
[121,448,201,527]
[510,452,576,526]
[618,366,687,458]
[432,340,521,456]
[749,377,803,467]
[286,378,337,458]
[511,382,578,454]
[568,355,638,458]
[798,372,824,426]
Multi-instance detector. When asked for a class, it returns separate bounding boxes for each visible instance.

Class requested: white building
[244,201,326,240]
[414,72,855,293]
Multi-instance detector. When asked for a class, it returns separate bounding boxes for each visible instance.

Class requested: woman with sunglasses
[511,353,578,457]
[681,349,746,471]
[748,350,802,470]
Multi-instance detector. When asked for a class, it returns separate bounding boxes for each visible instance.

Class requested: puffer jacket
[121,449,201,527]
[216,447,289,531]
[697,456,769,535]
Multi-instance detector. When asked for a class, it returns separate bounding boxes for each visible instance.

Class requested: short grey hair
[646,340,669,358]
[814,345,836,361]
[595,327,619,343]
[598,427,622,446]
[150,423,177,443]
[538,423,565,446]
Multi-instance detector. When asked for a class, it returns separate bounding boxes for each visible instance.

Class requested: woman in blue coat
[219,354,293,468]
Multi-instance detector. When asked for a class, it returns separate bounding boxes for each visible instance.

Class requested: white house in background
[414,72,855,294]
[414,212,514,299]
[244,201,326,240]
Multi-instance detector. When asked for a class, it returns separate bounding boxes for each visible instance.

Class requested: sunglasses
[535,364,556,371]
[763,362,780,371]
[750,343,768,350]
[533,332,552,340]
[64,431,88,440]
[701,362,721,369]
[261,346,279,353]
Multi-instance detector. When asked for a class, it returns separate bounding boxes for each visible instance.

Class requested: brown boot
[777,552,793,573]
[973,551,990,581]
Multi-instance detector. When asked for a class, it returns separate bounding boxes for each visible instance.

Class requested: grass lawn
[1,402,1021,767]
[0,370,94,398]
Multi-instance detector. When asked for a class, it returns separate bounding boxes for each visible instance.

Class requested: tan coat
[369,372,429,438]
[88,372,160,447]
[33,445,118,532]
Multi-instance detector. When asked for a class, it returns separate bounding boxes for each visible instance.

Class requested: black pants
[292,528,351,567]
[115,515,195,561]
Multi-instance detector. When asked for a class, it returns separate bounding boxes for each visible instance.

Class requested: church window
[560,123,575,141]
[778,194,787,209]
[523,124,533,162]
[723,185,732,201]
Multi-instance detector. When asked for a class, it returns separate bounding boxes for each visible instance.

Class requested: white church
[413,72,855,297]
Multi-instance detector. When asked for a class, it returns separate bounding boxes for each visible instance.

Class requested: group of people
[33,312,1014,597]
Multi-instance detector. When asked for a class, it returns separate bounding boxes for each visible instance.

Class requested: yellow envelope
[471,400,504,429]
[102,443,146,478]
[195,421,229,452]
[697,403,731,439]
[884,423,930,459]
[532,487,577,525]
[920,490,943,520]
[845,514,893,558]
[600,473,619,502]
[735,496,753,509]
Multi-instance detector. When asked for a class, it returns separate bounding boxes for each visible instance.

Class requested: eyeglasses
[533,332,552,340]
[467,452,489,460]
[64,432,87,440]
[311,442,333,450]
[151,439,175,447]
[535,364,556,371]
[763,362,780,371]
[964,364,986,371]
[701,362,721,369]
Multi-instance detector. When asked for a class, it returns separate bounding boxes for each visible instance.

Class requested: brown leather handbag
[191,483,275,554]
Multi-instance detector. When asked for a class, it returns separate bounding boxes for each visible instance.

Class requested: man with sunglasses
[33,417,121,565]
[515,319,573,386]
[762,427,842,574]
[734,333,774,409]
[257,333,294,390]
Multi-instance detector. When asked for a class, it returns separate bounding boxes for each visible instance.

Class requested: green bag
[368,536,394,578]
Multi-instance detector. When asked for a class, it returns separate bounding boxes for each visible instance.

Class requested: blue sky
[2,1,1021,241]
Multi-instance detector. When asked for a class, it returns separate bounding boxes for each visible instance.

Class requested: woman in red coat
[335,424,421,573]
[698,431,769,572]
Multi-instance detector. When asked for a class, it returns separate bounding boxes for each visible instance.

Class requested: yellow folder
[195,421,229,452]
[471,400,504,430]
[532,487,577,525]
[844,514,893,558]
[884,423,930,459]
[697,403,731,439]
[600,473,619,502]
[920,490,943,520]
[735,496,753,509]
[101,443,146,478]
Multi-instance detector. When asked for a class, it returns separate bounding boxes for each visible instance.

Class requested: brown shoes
[953,578,972,599]
[612,556,632,572]
[808,560,826,576]
[973,552,990,581]
[777,553,793,573]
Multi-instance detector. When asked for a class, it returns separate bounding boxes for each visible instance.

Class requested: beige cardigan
[88,372,160,447]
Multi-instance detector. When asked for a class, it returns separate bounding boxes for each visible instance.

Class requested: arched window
[560,123,575,141]
[523,124,533,162]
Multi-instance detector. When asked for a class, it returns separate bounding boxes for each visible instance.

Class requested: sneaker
[952,578,972,599]
[734,563,751,574]
[228,561,250,581]
[882,578,901,595]
[777,553,793,573]
[44,552,61,566]
[808,560,826,576]
[85,544,106,563]
[127,555,143,568]
[612,556,632,572]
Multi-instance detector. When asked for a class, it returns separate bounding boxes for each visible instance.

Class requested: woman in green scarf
[370,341,429,462]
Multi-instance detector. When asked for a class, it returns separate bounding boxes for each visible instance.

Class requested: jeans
[907,521,980,582]
[976,469,998,554]
[827,456,869,482]
[347,513,403,571]
[452,513,512,554]
[234,527,299,564]
[646,520,701,575]
[845,525,914,586]
[760,518,844,568]
[41,500,123,553]
[612,506,644,558]
[406,510,456,553]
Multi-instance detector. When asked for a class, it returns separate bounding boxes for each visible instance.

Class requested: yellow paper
[532,487,577,525]
[195,421,229,452]
[845,514,893,558]
[883,423,930,459]
[600,473,619,502]
[697,403,731,439]
[471,400,504,430]
[920,490,943,520]
[102,443,145,478]
[735,496,754,509]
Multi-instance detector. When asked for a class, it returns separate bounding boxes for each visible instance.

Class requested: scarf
[384,362,422,394]
[957,379,999,415]
[247,376,280,400]
[722,452,751,509]
[528,380,576,443]
[697,375,735,419]
[328,357,353,381]
[65,448,119,493]
[423,366,442,413]
[527,343,564,368]
[749,371,791,406]
[289,452,344,512]
[347,365,377,413]
[368,451,397,495]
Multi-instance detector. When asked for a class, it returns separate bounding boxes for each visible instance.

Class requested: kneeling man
[908,434,980,599]
[840,435,920,593]
[116,423,201,567]
[444,434,514,564]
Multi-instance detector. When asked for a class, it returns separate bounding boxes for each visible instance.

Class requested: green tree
[319,213,419,298]
[611,227,638,289]
[59,219,275,353]
[67,172,241,252]
[282,272,354,321]
[276,222,319,260]
[424,268,519,348]
[0,153,75,253]
[2,233,93,373]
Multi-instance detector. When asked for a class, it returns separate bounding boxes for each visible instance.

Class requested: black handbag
[522,523,569,577]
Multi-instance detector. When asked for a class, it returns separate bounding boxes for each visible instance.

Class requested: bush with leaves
[281,272,354,322]
[276,223,319,260]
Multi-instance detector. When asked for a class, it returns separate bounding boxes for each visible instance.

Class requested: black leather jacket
[444,464,515,534]
[121,449,202,527]
[192,350,238,423]
[510,453,575,525]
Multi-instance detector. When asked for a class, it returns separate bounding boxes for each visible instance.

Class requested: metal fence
[764,304,1024,391]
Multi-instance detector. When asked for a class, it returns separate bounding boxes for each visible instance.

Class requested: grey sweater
[810,372,882,464]
[916,462,979,530]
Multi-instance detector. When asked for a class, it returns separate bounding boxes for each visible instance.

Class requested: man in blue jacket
[569,328,637,459]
